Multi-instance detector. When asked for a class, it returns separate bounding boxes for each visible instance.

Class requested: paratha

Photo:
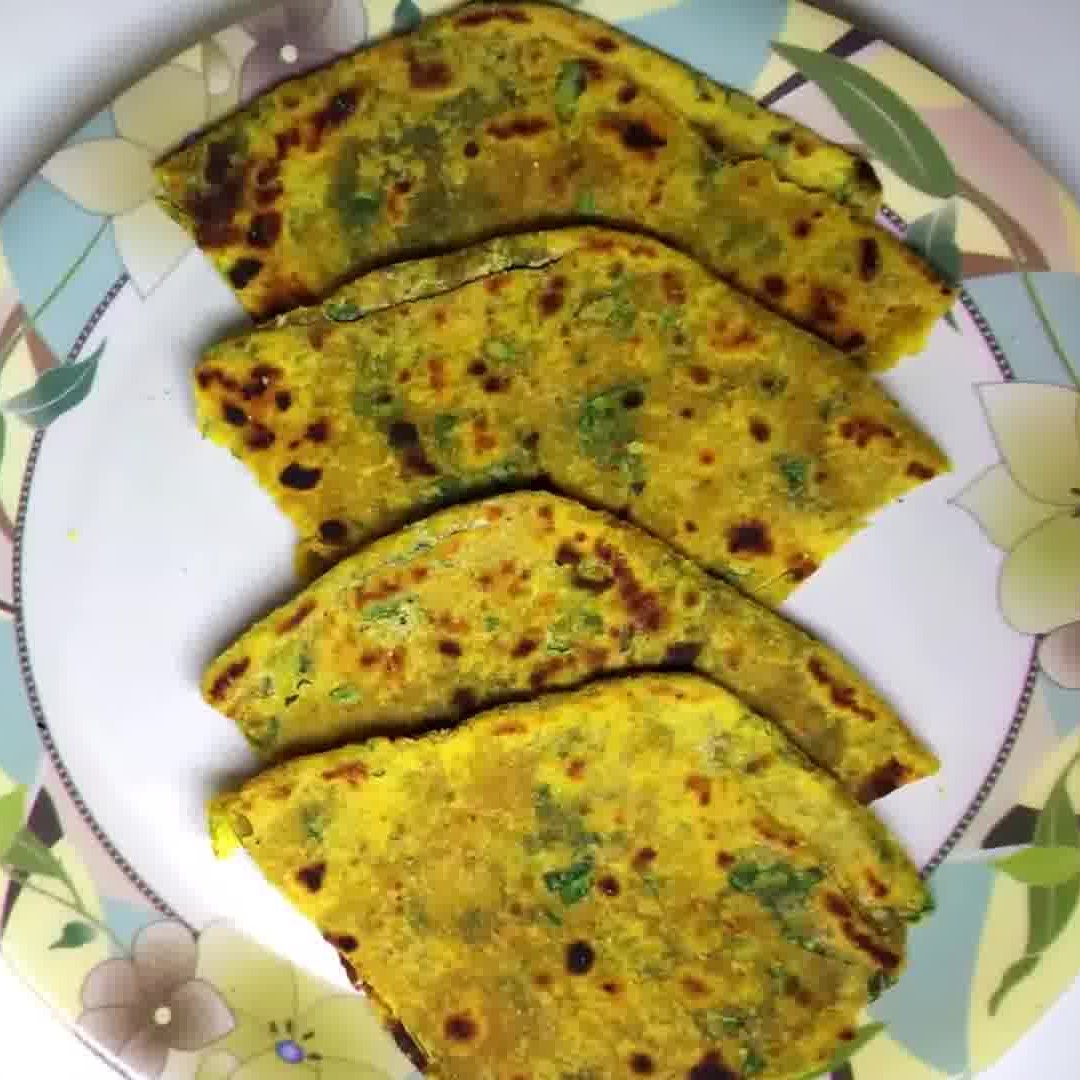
[204,492,937,802]
[209,674,931,1080]
[194,228,948,598]
[157,3,952,367]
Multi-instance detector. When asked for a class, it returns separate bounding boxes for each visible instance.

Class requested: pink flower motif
[1041,621,1080,690]
[78,921,234,1078]
[240,0,368,100]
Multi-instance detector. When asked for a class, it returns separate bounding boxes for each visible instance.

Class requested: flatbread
[209,674,930,1080]
[157,3,952,367]
[203,491,938,802]
[194,228,948,599]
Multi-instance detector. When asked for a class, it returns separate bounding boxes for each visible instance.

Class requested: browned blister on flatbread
[203,491,938,804]
[194,229,948,599]
[157,4,951,366]
[209,674,931,1080]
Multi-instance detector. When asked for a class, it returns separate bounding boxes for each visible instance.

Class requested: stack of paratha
[162,5,949,1077]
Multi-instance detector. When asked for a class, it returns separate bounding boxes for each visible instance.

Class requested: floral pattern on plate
[0,2,1078,1078]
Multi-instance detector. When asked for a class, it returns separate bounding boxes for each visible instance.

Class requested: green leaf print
[4,827,67,881]
[995,845,1080,887]
[0,786,26,857]
[906,200,962,285]
[393,0,422,33]
[989,750,1080,1014]
[49,921,97,950]
[772,43,957,198]
[2,340,104,429]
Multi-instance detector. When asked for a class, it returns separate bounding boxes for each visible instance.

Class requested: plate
[1,1,1079,1077]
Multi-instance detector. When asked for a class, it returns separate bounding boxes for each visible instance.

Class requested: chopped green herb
[483,614,501,632]
[729,860,824,912]
[692,1008,744,1040]
[742,1048,766,1076]
[352,385,402,420]
[431,475,468,504]
[301,805,328,843]
[776,454,811,500]
[325,299,362,322]
[538,907,563,927]
[729,860,761,892]
[484,338,519,363]
[608,294,637,336]
[578,385,642,469]
[834,178,856,206]
[575,190,597,215]
[344,193,381,230]
[433,413,458,452]
[554,60,588,122]
[543,856,595,905]
[279,640,314,679]
[658,307,680,334]
[329,683,361,704]
[817,390,851,422]
[249,716,281,752]
[362,596,419,626]
[782,925,828,953]
[403,897,429,932]
[329,138,382,240]
[546,609,605,654]
[576,282,638,338]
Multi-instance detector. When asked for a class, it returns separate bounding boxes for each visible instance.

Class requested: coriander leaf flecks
[543,856,595,905]
[776,454,811,500]
[325,299,363,323]
[555,60,588,123]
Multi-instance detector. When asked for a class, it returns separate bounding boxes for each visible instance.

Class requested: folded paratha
[194,228,948,597]
[157,3,952,367]
[204,492,937,802]
[209,674,931,1080]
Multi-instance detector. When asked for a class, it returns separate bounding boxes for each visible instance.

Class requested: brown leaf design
[836,141,1050,277]
[0,303,58,374]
